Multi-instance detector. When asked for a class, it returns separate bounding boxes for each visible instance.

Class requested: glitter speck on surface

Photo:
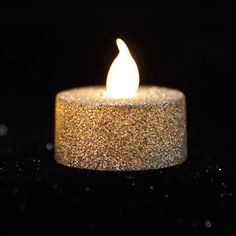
[191,221,199,227]
[12,188,18,194]
[0,124,8,136]
[19,203,27,211]
[46,142,54,150]
[204,219,212,228]
[85,187,90,192]
[53,184,58,189]
[55,86,187,170]
[221,182,226,188]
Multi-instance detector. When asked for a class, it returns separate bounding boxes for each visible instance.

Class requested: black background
[0,2,235,235]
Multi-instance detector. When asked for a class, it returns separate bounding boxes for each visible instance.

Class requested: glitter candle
[55,39,187,171]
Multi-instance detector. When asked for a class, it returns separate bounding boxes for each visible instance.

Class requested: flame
[105,38,139,98]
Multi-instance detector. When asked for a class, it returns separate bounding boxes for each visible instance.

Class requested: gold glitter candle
[55,39,187,171]
[55,86,187,170]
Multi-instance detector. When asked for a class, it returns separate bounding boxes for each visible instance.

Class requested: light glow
[105,38,139,98]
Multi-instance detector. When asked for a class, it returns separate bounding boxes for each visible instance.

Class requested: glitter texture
[55,86,187,171]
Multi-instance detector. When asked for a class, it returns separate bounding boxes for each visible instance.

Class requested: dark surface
[0,2,235,235]
[1,131,236,235]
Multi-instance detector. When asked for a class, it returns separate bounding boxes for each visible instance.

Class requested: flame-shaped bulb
[105,38,139,98]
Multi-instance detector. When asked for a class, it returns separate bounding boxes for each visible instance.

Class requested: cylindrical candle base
[55,86,187,171]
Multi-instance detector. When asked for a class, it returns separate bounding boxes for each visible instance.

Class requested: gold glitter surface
[55,86,187,170]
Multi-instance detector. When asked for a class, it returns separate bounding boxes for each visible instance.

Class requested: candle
[55,39,187,171]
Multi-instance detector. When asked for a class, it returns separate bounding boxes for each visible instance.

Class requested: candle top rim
[57,86,185,107]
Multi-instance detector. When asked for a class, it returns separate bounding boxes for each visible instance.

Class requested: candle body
[55,86,187,170]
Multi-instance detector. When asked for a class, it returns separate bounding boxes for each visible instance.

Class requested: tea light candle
[55,39,187,171]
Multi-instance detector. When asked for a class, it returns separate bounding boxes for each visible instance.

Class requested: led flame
[105,38,139,98]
